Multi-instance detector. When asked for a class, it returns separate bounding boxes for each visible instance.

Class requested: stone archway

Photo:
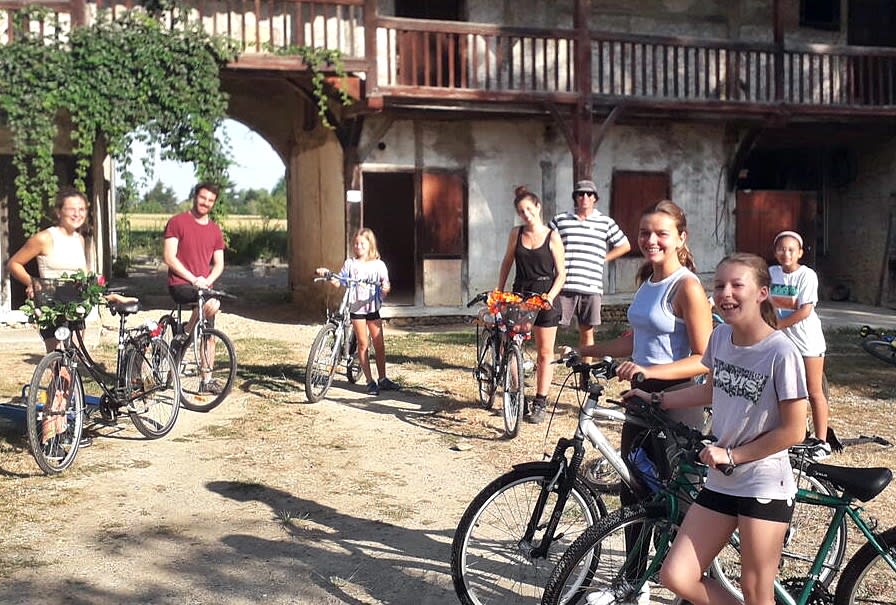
[221,72,347,311]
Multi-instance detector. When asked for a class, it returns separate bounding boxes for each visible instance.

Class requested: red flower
[97,275,106,286]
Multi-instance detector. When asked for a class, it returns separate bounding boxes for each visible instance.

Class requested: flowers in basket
[20,270,107,330]
[486,290,551,336]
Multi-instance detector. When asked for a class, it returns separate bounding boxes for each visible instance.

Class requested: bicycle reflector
[54,325,71,341]
[144,320,163,338]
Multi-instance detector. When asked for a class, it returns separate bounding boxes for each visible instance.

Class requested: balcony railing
[4,1,896,112]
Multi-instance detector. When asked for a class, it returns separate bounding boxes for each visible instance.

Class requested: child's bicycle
[859,324,896,366]
[304,270,372,402]
[466,290,548,438]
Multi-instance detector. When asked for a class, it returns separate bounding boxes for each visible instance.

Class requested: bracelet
[726,446,737,468]
[650,391,664,407]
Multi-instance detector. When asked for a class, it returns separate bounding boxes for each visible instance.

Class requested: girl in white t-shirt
[316,228,398,396]
[769,230,830,454]
[626,253,808,605]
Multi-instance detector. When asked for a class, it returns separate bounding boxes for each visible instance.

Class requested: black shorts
[513,280,560,328]
[350,311,381,321]
[696,487,795,523]
[169,284,200,305]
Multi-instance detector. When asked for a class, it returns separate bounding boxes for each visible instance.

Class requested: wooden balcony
[4,0,896,119]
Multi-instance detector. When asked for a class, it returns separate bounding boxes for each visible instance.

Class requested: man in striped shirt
[550,179,630,351]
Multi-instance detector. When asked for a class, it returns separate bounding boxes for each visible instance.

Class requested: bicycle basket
[494,301,541,335]
[32,277,82,307]
[476,307,497,327]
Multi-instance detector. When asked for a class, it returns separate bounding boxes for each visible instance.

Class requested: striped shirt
[550,210,628,295]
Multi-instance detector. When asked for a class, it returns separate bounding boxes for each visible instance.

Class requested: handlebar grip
[631,372,646,384]
[717,463,735,476]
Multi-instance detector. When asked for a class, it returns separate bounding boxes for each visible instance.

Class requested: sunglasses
[574,191,596,198]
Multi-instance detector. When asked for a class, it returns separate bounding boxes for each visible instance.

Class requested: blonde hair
[717,253,777,329]
[636,200,696,285]
[354,228,381,260]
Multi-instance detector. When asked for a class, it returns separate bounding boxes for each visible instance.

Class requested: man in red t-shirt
[163,182,226,392]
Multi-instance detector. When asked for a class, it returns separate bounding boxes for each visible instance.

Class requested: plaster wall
[359,115,731,304]
[822,140,896,305]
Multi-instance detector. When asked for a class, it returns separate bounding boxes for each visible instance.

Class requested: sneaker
[378,377,401,391]
[810,440,833,461]
[366,380,379,396]
[200,379,224,395]
[586,584,650,605]
[525,398,546,424]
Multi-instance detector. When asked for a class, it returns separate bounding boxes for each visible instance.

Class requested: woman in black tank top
[496,186,566,423]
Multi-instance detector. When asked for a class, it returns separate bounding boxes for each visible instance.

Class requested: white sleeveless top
[36,227,87,278]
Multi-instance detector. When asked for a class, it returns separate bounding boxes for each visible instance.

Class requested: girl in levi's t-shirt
[625,253,808,605]
[769,230,830,456]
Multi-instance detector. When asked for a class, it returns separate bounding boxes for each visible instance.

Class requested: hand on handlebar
[614,360,647,383]
[193,275,211,289]
[698,441,735,476]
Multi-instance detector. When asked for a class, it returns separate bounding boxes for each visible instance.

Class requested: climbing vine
[272,45,353,129]
[0,2,351,235]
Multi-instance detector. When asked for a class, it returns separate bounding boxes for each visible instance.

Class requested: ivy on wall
[0,2,352,235]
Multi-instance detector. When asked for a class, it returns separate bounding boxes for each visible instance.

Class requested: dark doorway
[610,171,671,257]
[362,171,415,304]
[395,0,464,20]
[848,0,896,47]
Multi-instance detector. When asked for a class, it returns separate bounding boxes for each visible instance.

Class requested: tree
[141,180,180,214]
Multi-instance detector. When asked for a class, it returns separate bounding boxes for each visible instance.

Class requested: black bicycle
[157,287,238,412]
[859,324,896,366]
[26,280,181,474]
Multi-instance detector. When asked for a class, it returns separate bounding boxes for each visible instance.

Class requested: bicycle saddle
[109,300,141,315]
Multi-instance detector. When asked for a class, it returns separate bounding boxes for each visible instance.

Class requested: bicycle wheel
[711,470,847,597]
[25,352,85,474]
[502,343,525,438]
[126,339,181,438]
[834,526,896,605]
[861,338,896,366]
[475,328,498,409]
[450,466,606,605]
[177,328,237,412]
[305,324,340,402]
[542,503,680,605]
[345,330,362,384]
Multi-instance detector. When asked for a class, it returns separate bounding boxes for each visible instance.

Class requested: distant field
[123,213,286,231]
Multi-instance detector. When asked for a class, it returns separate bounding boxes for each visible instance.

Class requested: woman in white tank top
[7,186,90,351]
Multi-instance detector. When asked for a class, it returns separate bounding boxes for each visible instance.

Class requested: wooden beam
[573,0,593,180]
[592,104,624,156]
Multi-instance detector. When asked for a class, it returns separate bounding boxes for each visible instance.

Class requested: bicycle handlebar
[314,270,381,287]
[554,351,646,384]
[197,287,236,299]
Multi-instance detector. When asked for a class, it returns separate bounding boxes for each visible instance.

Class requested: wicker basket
[494,301,541,335]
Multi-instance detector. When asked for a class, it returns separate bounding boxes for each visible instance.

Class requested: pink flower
[97,275,106,286]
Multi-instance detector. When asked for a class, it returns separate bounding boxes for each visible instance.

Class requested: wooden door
[421,170,466,305]
[735,190,817,267]
[610,171,671,257]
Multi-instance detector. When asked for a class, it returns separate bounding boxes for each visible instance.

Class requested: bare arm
[604,238,631,263]
[545,230,566,305]
[776,302,814,330]
[625,379,713,410]
[163,237,200,286]
[204,248,225,288]
[7,231,50,298]
[496,227,518,291]
[574,330,635,359]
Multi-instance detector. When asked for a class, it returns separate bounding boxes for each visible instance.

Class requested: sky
[124,119,285,200]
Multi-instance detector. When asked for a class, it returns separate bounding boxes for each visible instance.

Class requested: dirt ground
[0,263,561,605]
[1,263,896,604]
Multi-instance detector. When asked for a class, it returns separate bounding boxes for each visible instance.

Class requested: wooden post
[773,0,784,101]
[573,0,593,180]
[70,0,86,27]
[364,0,378,94]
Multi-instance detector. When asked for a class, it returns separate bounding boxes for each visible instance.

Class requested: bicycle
[542,417,895,605]
[304,270,371,403]
[859,324,896,366]
[25,279,181,474]
[157,287,238,412]
[466,289,548,438]
[450,353,844,605]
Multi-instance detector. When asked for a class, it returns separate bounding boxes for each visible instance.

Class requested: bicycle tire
[126,339,181,438]
[541,503,680,605]
[711,470,847,596]
[177,328,237,412]
[475,328,498,409]
[833,526,896,605]
[26,352,85,474]
[502,343,525,438]
[450,465,606,605]
[305,323,340,402]
[345,330,362,384]
[861,338,896,366]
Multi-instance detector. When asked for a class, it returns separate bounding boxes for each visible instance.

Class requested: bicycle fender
[510,460,563,475]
